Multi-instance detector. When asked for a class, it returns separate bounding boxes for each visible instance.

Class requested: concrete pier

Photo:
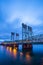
[1,42,32,51]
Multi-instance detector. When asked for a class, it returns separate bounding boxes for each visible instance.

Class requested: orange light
[26,52,31,62]
[13,48,17,58]
[9,47,12,53]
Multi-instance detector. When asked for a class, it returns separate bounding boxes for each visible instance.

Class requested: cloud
[20,16,42,26]
[37,15,43,22]
[0,0,43,40]
[6,15,43,27]
[1,0,43,27]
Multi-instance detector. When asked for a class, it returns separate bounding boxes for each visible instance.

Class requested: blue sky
[0,0,43,41]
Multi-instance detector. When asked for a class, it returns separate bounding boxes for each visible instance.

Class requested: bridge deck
[0,41,43,45]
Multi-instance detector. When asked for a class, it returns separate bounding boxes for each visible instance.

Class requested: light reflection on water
[0,44,43,65]
[6,46,32,64]
[20,52,23,60]
[13,48,17,58]
[25,52,32,62]
[7,47,31,60]
[6,47,18,59]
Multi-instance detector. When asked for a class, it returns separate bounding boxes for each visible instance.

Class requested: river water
[0,44,43,65]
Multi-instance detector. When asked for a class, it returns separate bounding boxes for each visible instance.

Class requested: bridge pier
[22,43,32,52]
[1,42,32,52]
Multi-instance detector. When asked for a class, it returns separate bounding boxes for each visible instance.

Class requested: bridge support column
[22,44,32,52]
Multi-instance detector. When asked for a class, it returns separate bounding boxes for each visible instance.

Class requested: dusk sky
[0,0,43,41]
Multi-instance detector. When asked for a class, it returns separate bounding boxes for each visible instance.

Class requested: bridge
[0,23,43,51]
[0,40,43,52]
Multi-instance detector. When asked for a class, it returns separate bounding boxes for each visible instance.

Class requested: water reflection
[20,52,23,60]
[0,46,4,51]
[33,45,43,53]
[20,52,23,56]
[41,57,43,65]
[6,47,18,58]
[13,48,17,58]
[0,45,43,65]
[25,52,32,62]
[7,47,12,53]
[6,45,43,65]
[6,46,32,62]
[9,47,12,53]
[7,47,9,51]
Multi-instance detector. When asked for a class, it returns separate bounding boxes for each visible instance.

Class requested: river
[0,44,43,65]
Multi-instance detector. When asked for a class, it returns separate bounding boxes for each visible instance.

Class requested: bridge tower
[11,32,15,41]
[16,33,19,41]
[22,23,33,42]
[28,26,32,40]
[22,23,28,42]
